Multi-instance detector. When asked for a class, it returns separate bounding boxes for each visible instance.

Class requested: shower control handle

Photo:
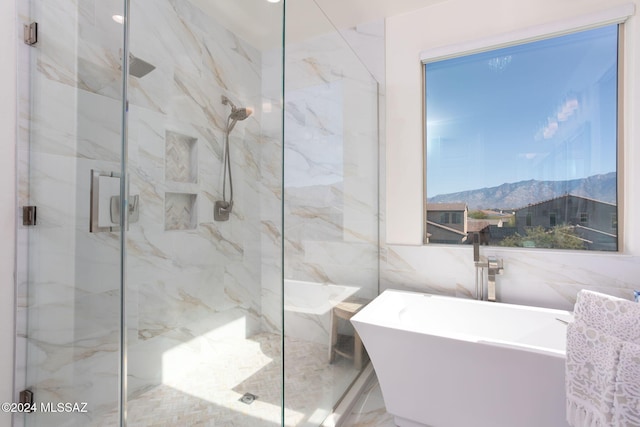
[90,170,121,233]
[90,169,138,232]
[214,200,232,222]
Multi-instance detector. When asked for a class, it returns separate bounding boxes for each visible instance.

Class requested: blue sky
[425,24,618,197]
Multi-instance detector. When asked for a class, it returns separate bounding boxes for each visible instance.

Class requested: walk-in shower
[13,0,379,425]
[215,95,253,221]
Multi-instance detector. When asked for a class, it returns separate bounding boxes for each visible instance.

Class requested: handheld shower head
[221,95,252,132]
[216,96,253,221]
[229,107,253,121]
[226,107,252,133]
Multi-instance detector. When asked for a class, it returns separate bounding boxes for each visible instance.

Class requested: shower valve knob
[214,200,232,222]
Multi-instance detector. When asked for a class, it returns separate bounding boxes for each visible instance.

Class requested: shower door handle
[90,169,122,233]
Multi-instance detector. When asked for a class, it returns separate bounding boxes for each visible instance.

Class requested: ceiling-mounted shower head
[119,50,156,78]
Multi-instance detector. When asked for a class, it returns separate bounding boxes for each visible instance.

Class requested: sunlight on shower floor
[94,333,358,426]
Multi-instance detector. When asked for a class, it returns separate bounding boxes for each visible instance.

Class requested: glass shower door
[122,0,284,426]
[16,0,127,425]
[283,0,380,424]
[18,0,286,425]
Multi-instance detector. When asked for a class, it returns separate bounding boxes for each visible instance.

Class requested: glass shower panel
[123,1,284,426]
[16,0,126,425]
[284,0,380,424]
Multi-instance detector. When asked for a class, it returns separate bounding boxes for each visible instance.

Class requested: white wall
[383,0,640,309]
[0,0,16,424]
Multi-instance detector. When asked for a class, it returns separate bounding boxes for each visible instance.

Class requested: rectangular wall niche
[165,193,197,230]
[165,130,198,183]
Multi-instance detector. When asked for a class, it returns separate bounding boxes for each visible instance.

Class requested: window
[451,212,462,224]
[580,213,589,225]
[424,24,620,251]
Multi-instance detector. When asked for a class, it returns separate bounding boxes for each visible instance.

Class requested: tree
[499,226,586,250]
[468,210,488,219]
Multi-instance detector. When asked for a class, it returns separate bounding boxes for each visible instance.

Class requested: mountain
[428,172,616,210]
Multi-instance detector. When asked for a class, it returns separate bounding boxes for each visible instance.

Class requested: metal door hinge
[19,389,35,413]
[19,389,33,405]
[24,22,38,46]
[23,206,37,226]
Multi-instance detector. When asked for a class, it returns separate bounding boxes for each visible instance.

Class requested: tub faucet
[473,233,480,263]
[487,256,503,302]
[473,233,485,300]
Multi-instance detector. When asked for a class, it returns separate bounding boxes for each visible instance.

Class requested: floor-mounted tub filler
[351,289,572,427]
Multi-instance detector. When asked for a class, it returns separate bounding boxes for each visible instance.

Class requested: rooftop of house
[467,219,503,232]
[426,220,468,236]
[514,193,616,211]
[426,202,467,212]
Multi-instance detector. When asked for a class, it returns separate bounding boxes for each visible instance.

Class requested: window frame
[420,8,631,251]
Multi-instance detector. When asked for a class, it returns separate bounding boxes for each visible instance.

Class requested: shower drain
[239,392,258,405]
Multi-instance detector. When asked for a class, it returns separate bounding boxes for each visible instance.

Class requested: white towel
[566,321,623,427]
[573,290,640,344]
[612,341,640,427]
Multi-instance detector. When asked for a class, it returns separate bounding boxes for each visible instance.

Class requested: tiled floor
[95,333,359,426]
[342,375,395,427]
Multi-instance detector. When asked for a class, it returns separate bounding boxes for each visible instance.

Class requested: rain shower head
[119,50,156,78]
[127,52,156,78]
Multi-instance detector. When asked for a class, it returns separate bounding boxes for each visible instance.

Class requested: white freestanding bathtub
[351,289,572,427]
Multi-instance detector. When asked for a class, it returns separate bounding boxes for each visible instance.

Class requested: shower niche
[164,130,198,230]
[164,192,198,230]
[165,130,198,184]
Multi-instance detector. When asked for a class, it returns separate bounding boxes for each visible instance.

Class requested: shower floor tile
[94,333,358,426]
